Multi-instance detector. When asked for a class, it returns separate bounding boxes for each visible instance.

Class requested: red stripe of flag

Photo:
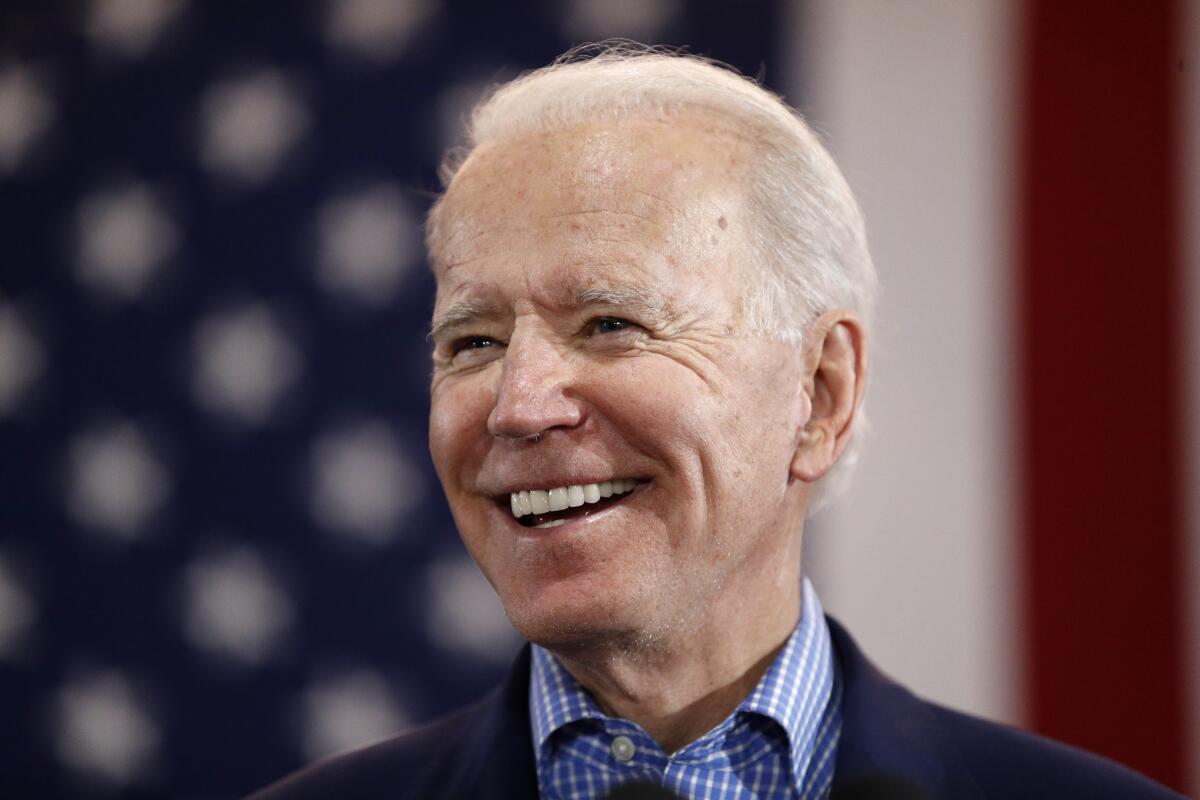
[1018,0,1188,791]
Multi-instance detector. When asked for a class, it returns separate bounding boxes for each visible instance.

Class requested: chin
[502,588,647,653]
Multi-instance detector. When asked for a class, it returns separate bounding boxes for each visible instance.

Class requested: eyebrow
[428,283,673,342]
[572,285,667,318]
[428,300,496,342]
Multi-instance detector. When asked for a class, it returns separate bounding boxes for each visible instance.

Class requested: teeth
[534,519,567,529]
[510,479,639,519]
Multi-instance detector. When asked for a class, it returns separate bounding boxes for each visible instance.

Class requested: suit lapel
[827,617,982,800]
[447,646,539,800]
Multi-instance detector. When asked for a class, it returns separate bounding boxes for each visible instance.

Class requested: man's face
[428,116,811,649]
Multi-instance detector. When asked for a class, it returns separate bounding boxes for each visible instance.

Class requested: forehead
[441,114,750,224]
[431,114,752,309]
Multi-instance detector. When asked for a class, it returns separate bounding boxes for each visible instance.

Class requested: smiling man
[251,45,1181,800]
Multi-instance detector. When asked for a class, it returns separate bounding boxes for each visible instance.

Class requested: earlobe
[791,418,832,484]
[789,312,867,484]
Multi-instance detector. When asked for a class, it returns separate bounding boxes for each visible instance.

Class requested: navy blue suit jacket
[249,618,1182,799]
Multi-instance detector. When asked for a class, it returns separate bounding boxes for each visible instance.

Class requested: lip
[489,480,651,536]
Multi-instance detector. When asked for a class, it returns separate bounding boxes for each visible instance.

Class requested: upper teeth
[510,479,638,518]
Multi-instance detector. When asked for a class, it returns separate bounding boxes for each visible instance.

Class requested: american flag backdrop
[0,1,781,797]
[2,1,1198,799]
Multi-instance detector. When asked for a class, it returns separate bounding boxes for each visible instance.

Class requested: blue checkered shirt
[529,578,842,799]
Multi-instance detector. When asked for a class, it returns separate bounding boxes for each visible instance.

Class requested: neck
[549,566,803,754]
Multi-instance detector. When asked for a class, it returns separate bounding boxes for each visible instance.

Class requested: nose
[487,329,584,440]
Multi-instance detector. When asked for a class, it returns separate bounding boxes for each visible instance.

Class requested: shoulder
[924,702,1183,799]
[826,616,1183,800]
[245,646,539,800]
[246,698,494,800]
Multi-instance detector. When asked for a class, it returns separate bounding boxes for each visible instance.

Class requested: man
[251,45,1181,799]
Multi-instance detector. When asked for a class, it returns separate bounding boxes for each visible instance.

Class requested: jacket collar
[449,645,538,800]
[826,617,982,799]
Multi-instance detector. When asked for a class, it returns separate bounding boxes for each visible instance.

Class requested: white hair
[427,42,878,511]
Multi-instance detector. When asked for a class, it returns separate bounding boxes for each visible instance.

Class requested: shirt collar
[529,577,839,787]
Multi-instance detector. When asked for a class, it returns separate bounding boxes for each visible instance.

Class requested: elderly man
[252,46,1180,800]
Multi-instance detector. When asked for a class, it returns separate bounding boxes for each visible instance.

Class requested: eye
[452,335,497,354]
[588,317,634,335]
[443,334,505,368]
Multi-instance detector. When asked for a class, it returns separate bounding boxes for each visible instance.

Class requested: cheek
[589,356,707,421]
[429,379,494,482]
[718,382,805,504]
[583,361,723,493]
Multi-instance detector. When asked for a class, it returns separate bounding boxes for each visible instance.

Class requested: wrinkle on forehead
[544,208,665,232]
[437,256,662,314]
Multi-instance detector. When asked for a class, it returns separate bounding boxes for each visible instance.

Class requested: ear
[791,311,869,483]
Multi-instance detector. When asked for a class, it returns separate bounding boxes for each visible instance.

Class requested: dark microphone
[604,781,684,800]
[830,774,929,800]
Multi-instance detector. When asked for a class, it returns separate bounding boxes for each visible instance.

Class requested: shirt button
[611,735,636,763]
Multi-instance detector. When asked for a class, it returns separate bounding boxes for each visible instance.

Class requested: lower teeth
[533,519,567,529]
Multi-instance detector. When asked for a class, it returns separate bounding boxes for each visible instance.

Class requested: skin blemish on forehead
[718,215,728,229]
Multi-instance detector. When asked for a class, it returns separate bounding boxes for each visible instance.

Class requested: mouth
[498,479,647,529]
